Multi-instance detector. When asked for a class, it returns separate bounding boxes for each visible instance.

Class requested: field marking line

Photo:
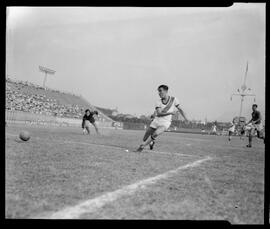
[166,134,224,143]
[5,133,18,137]
[5,132,198,158]
[143,150,195,157]
[36,156,212,219]
[62,139,197,157]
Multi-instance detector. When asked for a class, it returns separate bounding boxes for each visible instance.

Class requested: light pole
[39,66,56,89]
[230,61,256,118]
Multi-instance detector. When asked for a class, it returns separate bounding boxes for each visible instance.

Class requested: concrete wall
[5,110,116,128]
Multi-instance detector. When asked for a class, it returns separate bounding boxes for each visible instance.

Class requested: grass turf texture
[5,124,264,223]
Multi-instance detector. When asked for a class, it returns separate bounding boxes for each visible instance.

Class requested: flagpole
[239,95,244,117]
[243,61,248,88]
[238,62,248,117]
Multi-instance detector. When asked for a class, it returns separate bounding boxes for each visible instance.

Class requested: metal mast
[230,61,256,117]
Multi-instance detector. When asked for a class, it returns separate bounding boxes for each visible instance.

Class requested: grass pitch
[5,124,264,223]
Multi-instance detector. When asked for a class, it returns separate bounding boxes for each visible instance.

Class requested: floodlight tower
[39,66,56,88]
[230,61,256,117]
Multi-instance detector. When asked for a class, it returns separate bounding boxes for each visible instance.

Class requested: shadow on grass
[14,139,28,143]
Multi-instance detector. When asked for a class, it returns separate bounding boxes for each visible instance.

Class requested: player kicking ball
[135,85,188,152]
[245,104,265,147]
[82,109,100,135]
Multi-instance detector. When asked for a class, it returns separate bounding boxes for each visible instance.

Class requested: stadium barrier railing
[122,122,147,130]
[5,110,116,128]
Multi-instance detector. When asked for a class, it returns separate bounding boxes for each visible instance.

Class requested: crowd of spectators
[6,86,85,118]
[5,78,92,119]
[6,77,45,90]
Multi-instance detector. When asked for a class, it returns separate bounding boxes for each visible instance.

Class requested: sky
[6,4,265,122]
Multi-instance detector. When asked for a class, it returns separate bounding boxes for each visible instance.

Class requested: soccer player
[82,109,100,135]
[239,124,246,140]
[245,104,265,147]
[201,128,206,134]
[136,85,188,152]
[211,123,217,135]
[228,119,236,141]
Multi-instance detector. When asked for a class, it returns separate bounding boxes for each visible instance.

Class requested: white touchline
[142,149,195,157]
[36,156,212,219]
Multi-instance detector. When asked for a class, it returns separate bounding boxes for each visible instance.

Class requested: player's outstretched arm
[246,118,253,125]
[176,106,188,121]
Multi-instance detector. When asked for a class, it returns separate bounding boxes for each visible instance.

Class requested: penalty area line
[61,139,197,157]
[6,133,18,137]
[6,132,198,157]
[36,156,212,219]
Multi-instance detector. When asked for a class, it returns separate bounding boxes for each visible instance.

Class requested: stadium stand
[5,78,231,133]
[5,78,113,122]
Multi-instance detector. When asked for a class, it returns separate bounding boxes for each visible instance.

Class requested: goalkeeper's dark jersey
[251,110,261,124]
[82,112,95,127]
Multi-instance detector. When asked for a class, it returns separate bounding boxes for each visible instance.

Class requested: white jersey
[228,122,235,132]
[153,96,180,124]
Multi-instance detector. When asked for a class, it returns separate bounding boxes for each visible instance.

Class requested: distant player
[239,125,246,140]
[136,85,188,152]
[82,109,100,135]
[245,104,265,147]
[228,119,236,141]
[210,123,217,135]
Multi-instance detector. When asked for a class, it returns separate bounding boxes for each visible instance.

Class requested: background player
[228,119,236,141]
[136,85,188,152]
[245,104,265,147]
[82,109,100,135]
[211,123,217,135]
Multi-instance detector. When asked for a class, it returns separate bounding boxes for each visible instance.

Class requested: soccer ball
[19,131,30,141]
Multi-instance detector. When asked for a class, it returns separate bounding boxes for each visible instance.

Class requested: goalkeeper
[82,109,100,135]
